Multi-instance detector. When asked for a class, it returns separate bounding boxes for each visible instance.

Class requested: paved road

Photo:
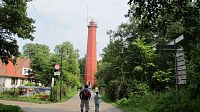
[0,92,122,112]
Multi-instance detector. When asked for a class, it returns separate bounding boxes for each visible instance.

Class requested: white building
[0,58,32,88]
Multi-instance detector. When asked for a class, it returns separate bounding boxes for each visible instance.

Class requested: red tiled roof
[0,58,30,78]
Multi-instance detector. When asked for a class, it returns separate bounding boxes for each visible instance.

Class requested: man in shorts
[79,85,91,112]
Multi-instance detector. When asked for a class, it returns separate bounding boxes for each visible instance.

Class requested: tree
[78,56,86,75]
[127,0,200,96]
[23,43,51,86]
[127,0,200,43]
[54,41,80,75]
[54,41,80,87]
[0,0,35,63]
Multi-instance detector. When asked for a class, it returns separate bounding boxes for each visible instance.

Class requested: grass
[100,93,118,107]
[119,106,148,112]
[100,93,156,112]
[0,88,78,104]
[0,94,51,104]
[60,87,78,102]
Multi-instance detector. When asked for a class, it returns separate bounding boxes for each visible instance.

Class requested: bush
[116,98,129,106]
[25,82,35,86]
[0,103,22,112]
[2,88,19,96]
[150,90,200,112]
[116,89,200,112]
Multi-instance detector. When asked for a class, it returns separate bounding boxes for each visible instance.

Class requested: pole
[13,64,16,97]
[60,45,63,100]
[174,40,178,101]
[13,57,17,97]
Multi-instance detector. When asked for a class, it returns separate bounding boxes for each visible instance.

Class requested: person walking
[79,85,91,112]
[94,91,101,112]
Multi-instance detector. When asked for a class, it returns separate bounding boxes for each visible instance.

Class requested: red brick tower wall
[84,21,97,87]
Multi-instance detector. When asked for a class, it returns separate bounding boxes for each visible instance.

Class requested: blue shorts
[95,103,100,110]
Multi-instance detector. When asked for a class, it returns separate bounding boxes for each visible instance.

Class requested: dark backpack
[82,89,89,99]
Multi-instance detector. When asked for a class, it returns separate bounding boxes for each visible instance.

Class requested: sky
[17,0,129,60]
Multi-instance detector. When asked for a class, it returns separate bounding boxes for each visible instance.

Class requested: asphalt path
[0,92,122,112]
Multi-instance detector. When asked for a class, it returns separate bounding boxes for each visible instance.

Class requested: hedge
[0,103,22,112]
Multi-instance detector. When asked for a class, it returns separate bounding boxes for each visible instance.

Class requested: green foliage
[187,42,200,98]
[22,41,81,87]
[2,88,19,96]
[134,66,143,72]
[96,0,200,112]
[116,98,128,106]
[100,93,114,104]
[128,0,200,42]
[151,90,200,112]
[49,84,77,102]
[24,82,35,86]
[0,103,22,112]
[117,93,156,112]
[54,41,80,75]
[23,43,51,86]
[0,0,35,63]
[78,56,86,75]
[63,72,81,87]
[117,90,200,112]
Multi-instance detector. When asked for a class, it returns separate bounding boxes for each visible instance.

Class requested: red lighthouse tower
[84,21,97,87]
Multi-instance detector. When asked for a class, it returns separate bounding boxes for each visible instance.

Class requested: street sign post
[156,44,174,50]
[176,47,187,85]
[54,71,60,76]
[177,66,186,71]
[51,77,55,87]
[156,35,186,101]
[54,64,60,70]
[178,75,187,84]
[167,35,184,45]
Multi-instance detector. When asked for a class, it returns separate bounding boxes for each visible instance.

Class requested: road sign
[176,52,184,57]
[54,71,60,76]
[177,65,186,71]
[178,75,187,85]
[54,64,60,70]
[168,35,184,45]
[177,70,186,75]
[176,48,184,52]
[176,56,185,62]
[177,61,186,66]
[178,79,187,84]
[156,44,174,50]
[178,75,187,79]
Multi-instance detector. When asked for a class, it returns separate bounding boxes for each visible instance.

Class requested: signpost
[51,77,55,87]
[156,35,186,101]
[54,71,60,76]
[54,64,60,70]
[176,47,187,85]
[52,64,60,101]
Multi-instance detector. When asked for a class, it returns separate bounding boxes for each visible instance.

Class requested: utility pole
[60,45,63,100]
[12,56,17,97]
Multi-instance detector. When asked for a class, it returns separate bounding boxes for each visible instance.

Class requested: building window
[11,78,18,85]
[11,78,15,85]
[22,68,31,75]
[20,79,25,85]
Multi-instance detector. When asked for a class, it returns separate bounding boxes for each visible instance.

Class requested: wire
[30,2,59,43]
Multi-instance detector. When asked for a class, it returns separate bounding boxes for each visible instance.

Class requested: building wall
[0,77,6,86]
[0,76,25,88]
[0,58,31,88]
[4,77,12,88]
